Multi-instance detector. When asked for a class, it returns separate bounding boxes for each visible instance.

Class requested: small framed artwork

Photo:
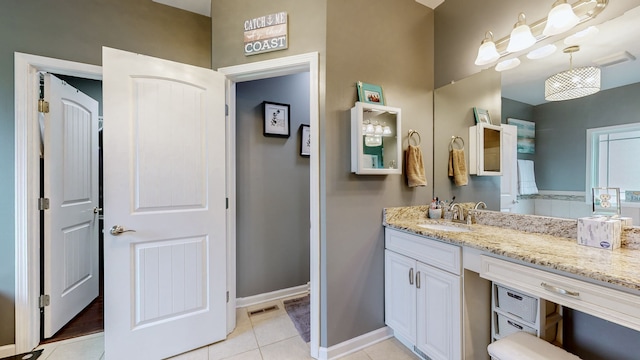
[263,101,290,137]
[357,81,385,105]
[508,118,535,154]
[300,124,310,157]
[473,107,491,124]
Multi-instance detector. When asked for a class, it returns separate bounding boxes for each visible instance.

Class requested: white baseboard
[0,344,16,358]
[235,283,310,308]
[317,326,393,360]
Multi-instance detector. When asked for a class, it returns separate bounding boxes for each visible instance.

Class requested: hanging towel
[448,148,468,186]
[406,145,427,187]
[517,159,539,195]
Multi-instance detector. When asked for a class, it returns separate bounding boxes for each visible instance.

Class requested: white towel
[517,160,539,195]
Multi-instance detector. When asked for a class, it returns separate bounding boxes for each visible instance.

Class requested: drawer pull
[507,292,523,301]
[541,282,579,297]
[416,271,421,289]
[507,320,523,330]
[409,268,414,285]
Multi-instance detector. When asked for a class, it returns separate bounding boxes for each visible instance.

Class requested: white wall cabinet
[385,229,462,360]
[351,102,401,175]
[469,123,503,176]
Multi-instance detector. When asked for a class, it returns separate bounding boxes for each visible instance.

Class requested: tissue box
[577,217,622,250]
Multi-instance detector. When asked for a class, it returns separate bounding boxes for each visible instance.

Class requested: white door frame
[14,52,103,353]
[218,52,320,358]
[14,52,321,358]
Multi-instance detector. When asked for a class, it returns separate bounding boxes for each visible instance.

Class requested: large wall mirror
[499,5,640,223]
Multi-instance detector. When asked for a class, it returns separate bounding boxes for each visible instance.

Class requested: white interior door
[102,47,227,360]
[43,73,100,338]
[500,124,518,212]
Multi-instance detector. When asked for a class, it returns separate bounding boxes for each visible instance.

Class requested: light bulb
[543,1,580,36]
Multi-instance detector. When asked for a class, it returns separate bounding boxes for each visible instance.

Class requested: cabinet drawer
[481,255,640,332]
[495,313,537,339]
[496,285,538,323]
[385,228,461,275]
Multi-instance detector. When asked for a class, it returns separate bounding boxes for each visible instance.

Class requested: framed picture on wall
[300,124,311,157]
[263,101,290,137]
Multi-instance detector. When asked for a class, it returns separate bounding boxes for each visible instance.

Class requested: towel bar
[449,136,464,150]
[408,129,421,146]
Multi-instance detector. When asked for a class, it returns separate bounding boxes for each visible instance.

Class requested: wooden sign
[244,12,288,56]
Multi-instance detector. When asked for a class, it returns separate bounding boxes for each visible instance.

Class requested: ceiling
[153,0,210,17]
[501,4,640,105]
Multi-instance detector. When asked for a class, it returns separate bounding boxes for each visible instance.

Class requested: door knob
[110,225,136,236]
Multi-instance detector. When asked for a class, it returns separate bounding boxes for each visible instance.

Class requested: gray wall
[533,82,640,191]
[236,73,310,297]
[434,69,502,210]
[0,0,210,347]
[324,0,434,346]
[213,0,434,347]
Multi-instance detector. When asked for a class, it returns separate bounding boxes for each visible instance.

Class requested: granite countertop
[383,206,640,293]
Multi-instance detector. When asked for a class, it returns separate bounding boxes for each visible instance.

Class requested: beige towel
[448,148,468,186]
[406,145,427,187]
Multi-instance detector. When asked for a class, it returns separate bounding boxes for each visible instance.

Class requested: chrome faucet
[474,201,487,210]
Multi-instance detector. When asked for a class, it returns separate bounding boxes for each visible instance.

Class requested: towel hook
[408,129,421,146]
[449,136,464,150]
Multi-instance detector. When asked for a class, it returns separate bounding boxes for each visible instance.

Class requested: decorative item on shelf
[300,124,310,157]
[356,81,385,105]
[473,107,491,124]
[472,0,608,67]
[263,101,290,138]
[545,45,600,101]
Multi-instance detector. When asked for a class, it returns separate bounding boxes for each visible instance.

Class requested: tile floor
[34,295,419,360]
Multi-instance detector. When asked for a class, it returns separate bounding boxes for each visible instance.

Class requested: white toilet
[487,332,582,360]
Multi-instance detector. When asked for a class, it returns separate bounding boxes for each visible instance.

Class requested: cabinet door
[416,263,462,360]
[385,250,416,343]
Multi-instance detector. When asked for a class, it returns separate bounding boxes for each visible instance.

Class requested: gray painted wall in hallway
[235,73,310,298]
[0,0,210,346]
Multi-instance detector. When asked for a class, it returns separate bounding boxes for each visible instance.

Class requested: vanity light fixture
[473,0,608,67]
[543,0,580,36]
[495,57,521,72]
[507,13,537,53]
[545,45,601,101]
[474,31,501,66]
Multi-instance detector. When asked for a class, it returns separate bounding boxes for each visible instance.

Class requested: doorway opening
[15,51,320,358]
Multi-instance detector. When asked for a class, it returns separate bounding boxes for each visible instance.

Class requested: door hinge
[39,294,50,308]
[38,198,50,210]
[225,104,229,116]
[38,99,50,113]
[226,291,229,303]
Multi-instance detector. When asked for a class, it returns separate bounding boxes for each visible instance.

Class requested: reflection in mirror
[499,5,640,224]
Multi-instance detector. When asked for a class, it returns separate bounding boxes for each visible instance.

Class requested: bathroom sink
[417,223,471,233]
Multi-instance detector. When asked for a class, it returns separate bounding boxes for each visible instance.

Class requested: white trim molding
[0,344,17,358]
[318,327,393,360]
[14,52,102,353]
[235,283,310,308]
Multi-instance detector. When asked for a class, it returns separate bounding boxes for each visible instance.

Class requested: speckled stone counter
[383,206,640,293]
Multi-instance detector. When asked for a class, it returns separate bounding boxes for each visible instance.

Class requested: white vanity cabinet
[385,228,462,360]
